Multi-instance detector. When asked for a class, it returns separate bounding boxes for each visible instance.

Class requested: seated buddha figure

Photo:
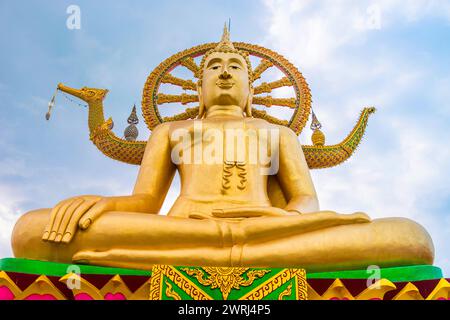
[11,30,434,272]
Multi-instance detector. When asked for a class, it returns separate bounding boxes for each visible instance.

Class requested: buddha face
[199,51,252,113]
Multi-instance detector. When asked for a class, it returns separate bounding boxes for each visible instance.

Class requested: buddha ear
[197,83,205,119]
[245,87,254,117]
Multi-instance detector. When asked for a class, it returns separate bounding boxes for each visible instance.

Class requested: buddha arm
[277,126,320,214]
[131,122,176,213]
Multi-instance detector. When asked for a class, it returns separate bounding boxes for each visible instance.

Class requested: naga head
[57,83,109,103]
[197,25,254,119]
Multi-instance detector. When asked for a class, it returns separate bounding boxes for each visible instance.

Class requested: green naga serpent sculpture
[56,41,376,169]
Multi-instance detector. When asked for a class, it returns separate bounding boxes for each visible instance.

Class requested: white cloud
[0,185,25,258]
[262,0,450,276]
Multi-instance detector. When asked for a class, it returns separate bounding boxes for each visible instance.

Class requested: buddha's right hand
[42,195,103,243]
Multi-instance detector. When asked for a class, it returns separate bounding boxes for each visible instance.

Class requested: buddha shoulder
[244,118,298,137]
[243,117,280,130]
[148,120,192,139]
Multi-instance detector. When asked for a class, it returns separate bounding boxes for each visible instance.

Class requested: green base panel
[308,265,443,282]
[0,258,151,277]
[0,258,443,282]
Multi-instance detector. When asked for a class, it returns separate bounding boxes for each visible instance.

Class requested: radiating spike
[163,107,200,122]
[100,275,132,300]
[356,279,397,300]
[253,77,292,94]
[251,108,289,126]
[426,278,450,300]
[16,275,67,300]
[321,279,355,300]
[157,93,199,105]
[129,279,152,300]
[161,74,197,91]
[252,59,274,81]
[306,283,323,300]
[392,282,424,300]
[180,57,200,76]
[253,96,296,109]
[59,273,104,300]
[0,271,22,299]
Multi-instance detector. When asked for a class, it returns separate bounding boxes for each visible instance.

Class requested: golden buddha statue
[11,27,434,272]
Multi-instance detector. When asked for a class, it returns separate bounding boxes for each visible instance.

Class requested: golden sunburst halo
[142,42,312,136]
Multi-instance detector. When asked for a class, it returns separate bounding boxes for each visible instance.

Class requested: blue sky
[0,0,449,276]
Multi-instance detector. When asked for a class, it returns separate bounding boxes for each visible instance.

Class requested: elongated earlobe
[245,88,253,117]
[197,84,205,119]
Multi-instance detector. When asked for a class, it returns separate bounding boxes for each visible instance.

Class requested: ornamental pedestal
[0,258,447,300]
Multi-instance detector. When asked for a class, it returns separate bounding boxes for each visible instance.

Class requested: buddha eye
[230,65,240,70]
[211,66,221,70]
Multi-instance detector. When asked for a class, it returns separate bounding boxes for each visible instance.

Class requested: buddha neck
[205,105,245,119]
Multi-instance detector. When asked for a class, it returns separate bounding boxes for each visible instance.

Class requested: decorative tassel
[310,110,326,146]
[124,104,139,141]
[46,88,58,120]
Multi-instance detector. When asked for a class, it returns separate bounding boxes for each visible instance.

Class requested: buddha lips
[216,80,235,89]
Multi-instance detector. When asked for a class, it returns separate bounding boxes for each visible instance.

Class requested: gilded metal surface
[10,29,434,272]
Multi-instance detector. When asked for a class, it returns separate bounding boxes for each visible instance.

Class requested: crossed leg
[11,209,434,272]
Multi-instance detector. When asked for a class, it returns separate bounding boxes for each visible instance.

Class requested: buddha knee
[11,209,49,258]
[376,217,435,264]
[404,218,434,263]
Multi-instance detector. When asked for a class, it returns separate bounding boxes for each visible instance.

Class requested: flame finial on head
[215,22,236,52]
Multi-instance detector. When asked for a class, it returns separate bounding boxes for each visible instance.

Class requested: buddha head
[197,25,253,118]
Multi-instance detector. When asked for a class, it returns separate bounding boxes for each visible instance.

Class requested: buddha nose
[219,69,232,80]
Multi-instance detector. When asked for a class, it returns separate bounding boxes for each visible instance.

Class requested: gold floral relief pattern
[240,268,306,300]
[278,283,292,300]
[150,265,212,300]
[165,281,182,300]
[295,269,308,300]
[182,267,270,300]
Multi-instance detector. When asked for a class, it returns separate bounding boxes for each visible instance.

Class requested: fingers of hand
[78,200,109,230]
[48,200,80,242]
[42,200,66,240]
[61,200,98,244]
[53,198,84,243]
[42,195,103,242]
[43,199,72,241]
